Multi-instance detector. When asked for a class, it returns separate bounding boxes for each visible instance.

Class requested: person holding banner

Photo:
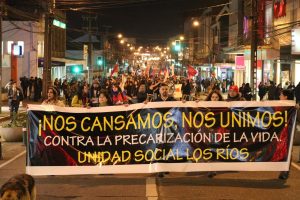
[155,83,175,102]
[89,80,101,107]
[149,76,164,100]
[205,90,224,178]
[42,87,65,107]
[155,83,175,178]
[98,90,112,107]
[205,90,224,102]
[136,84,148,103]
[227,85,245,101]
[278,89,296,180]
[143,82,174,177]
[111,83,128,105]
[71,84,90,108]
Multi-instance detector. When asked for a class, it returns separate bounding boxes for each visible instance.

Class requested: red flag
[110,64,119,77]
[187,65,197,78]
[151,67,156,76]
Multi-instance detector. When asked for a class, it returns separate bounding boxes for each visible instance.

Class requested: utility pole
[43,0,55,97]
[0,0,4,113]
[83,15,97,84]
[102,25,111,75]
[250,0,258,100]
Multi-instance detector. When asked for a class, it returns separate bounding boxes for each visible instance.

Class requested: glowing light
[193,20,199,27]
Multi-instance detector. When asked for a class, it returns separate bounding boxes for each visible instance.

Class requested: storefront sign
[235,56,245,70]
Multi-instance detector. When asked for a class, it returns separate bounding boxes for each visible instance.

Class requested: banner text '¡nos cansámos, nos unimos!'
[40,110,288,132]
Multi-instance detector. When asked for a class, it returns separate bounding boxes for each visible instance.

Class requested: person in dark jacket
[258,82,267,101]
[181,79,191,100]
[268,81,276,100]
[136,84,148,103]
[155,83,175,102]
[154,83,175,178]
[242,83,252,101]
[278,89,294,180]
[89,80,101,107]
[7,81,23,123]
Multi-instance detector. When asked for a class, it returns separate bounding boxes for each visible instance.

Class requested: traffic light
[97,56,103,66]
[69,65,82,74]
[174,40,181,51]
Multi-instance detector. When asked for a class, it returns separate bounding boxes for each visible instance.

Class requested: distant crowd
[6,75,300,111]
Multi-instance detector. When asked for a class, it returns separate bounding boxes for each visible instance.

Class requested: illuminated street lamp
[180,36,184,41]
[193,20,199,27]
[117,33,123,39]
[120,39,124,44]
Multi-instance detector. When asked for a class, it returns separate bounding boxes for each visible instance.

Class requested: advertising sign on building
[235,56,245,70]
[292,28,300,55]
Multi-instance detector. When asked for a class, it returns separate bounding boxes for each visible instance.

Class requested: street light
[193,20,200,27]
[120,39,124,44]
[180,36,185,41]
[117,33,123,39]
[191,21,216,80]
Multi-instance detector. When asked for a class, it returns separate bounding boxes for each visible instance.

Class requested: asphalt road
[0,143,300,200]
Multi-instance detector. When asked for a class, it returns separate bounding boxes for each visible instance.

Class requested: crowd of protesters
[8,74,300,108]
[5,72,300,180]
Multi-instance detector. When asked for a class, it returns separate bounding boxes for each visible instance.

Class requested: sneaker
[278,171,289,180]
[207,171,217,178]
[157,172,164,178]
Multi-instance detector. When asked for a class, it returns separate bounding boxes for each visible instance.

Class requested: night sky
[67,0,228,45]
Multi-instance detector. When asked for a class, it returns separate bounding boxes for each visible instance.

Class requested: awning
[52,57,86,66]
[223,46,245,55]
[38,57,86,67]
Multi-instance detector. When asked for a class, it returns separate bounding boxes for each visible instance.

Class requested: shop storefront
[38,57,86,82]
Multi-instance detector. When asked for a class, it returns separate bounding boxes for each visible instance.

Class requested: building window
[17,41,24,55]
[7,41,13,54]
[38,41,44,57]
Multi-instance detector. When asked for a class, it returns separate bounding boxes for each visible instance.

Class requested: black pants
[9,100,20,113]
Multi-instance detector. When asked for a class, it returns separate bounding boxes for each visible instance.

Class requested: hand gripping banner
[26,101,297,175]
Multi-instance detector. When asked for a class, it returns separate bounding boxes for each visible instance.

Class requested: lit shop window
[7,41,13,54]
[17,41,24,55]
[6,41,24,56]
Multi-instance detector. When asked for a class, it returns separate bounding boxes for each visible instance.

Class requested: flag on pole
[110,63,119,77]
[187,65,197,78]
[163,67,169,82]
[170,64,175,76]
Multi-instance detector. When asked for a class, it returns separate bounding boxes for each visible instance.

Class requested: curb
[0,111,27,123]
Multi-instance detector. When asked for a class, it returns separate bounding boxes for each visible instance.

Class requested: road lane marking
[146,177,158,200]
[0,150,26,169]
[291,162,300,171]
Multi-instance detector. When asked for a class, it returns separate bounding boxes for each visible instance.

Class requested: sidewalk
[0,100,41,123]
